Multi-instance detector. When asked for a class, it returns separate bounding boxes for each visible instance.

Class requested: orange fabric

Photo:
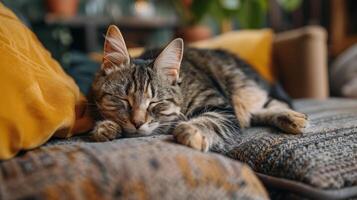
[191,29,275,83]
[0,3,93,160]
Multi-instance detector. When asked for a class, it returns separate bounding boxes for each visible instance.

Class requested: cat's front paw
[173,123,209,152]
[274,110,309,134]
[91,120,121,142]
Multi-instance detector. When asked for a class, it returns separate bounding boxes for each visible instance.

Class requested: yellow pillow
[126,30,275,83]
[191,29,275,83]
[0,3,93,160]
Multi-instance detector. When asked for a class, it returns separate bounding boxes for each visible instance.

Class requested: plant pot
[46,0,79,17]
[177,25,212,43]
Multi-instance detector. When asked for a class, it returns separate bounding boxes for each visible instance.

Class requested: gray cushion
[2,98,357,200]
[228,98,357,199]
[0,135,268,200]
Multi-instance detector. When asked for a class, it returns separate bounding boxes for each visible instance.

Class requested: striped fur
[89,25,309,152]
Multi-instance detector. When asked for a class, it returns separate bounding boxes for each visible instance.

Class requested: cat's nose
[131,107,146,129]
[132,120,144,129]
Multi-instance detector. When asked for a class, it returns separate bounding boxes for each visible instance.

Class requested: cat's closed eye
[148,101,162,112]
[101,94,130,110]
[117,97,130,106]
[148,101,160,107]
[150,101,173,113]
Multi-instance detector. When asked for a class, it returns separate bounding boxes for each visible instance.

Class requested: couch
[1,24,356,200]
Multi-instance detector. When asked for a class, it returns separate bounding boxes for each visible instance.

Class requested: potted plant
[46,0,79,17]
[172,0,303,36]
[172,0,213,42]
[211,0,303,30]
[172,0,268,40]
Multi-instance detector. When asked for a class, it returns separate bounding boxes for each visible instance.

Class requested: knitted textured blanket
[1,99,357,200]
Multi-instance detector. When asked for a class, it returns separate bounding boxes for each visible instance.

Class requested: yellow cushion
[126,30,275,82]
[191,29,275,83]
[0,3,93,160]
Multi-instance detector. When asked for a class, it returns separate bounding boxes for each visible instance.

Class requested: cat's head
[92,25,184,137]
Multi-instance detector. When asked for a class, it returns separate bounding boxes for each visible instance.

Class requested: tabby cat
[89,25,308,152]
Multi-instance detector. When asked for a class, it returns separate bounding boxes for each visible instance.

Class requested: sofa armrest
[273,26,329,99]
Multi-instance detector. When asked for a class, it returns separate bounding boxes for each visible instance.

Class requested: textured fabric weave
[229,98,357,189]
[0,135,268,200]
[1,99,357,199]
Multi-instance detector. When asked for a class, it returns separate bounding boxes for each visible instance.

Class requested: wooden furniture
[329,0,357,57]
[45,14,178,52]
[269,0,357,57]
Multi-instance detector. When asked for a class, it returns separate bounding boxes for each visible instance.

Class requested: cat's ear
[154,38,184,84]
[102,25,130,75]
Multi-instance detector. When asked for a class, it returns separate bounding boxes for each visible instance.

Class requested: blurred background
[1,0,356,97]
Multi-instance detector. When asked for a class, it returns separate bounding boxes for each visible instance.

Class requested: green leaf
[277,0,303,12]
[237,0,268,29]
[190,0,214,24]
[207,0,227,24]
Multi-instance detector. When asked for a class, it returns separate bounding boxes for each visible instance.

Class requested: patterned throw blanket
[0,135,268,200]
[229,98,357,189]
[1,98,357,199]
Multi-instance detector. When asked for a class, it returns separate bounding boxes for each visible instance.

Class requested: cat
[89,25,308,152]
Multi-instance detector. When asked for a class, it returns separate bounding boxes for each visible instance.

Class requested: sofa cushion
[2,99,357,199]
[228,98,357,199]
[191,29,275,83]
[0,3,93,160]
[114,29,275,83]
[0,135,268,200]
